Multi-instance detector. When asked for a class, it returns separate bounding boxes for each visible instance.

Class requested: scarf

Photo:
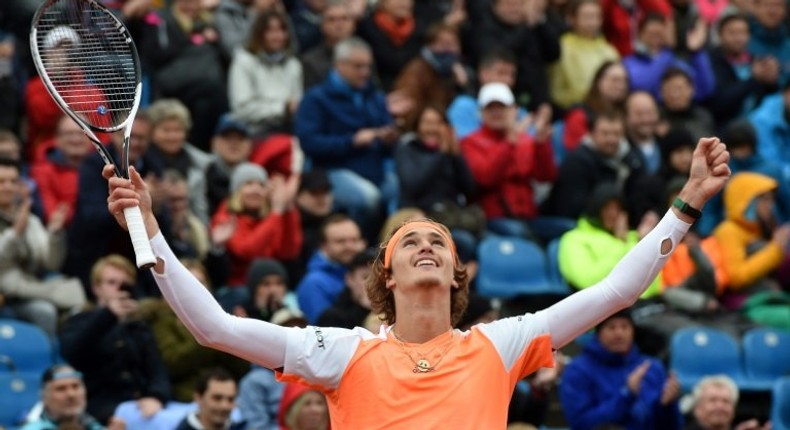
[373,11,415,46]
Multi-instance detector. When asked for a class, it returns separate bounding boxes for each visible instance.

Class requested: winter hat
[246,258,289,295]
[230,162,267,194]
[43,26,80,50]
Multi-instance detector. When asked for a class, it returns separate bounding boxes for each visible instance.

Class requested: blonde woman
[210,162,302,286]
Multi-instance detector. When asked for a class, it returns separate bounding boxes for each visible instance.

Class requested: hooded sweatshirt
[713,172,785,290]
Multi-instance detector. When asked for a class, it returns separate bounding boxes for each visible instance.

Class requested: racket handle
[123,205,156,269]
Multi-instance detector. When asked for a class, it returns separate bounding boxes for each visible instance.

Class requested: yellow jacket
[548,33,619,109]
[713,172,785,289]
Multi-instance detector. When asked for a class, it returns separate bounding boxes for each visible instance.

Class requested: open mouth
[415,258,438,268]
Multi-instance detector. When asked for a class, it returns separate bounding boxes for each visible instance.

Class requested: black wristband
[673,197,702,220]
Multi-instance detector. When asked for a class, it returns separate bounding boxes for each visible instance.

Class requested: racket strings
[34,1,139,130]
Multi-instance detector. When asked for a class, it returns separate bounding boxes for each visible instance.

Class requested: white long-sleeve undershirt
[149,209,690,368]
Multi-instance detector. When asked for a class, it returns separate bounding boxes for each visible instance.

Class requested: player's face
[387,226,456,291]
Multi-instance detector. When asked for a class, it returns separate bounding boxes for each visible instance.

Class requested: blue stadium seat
[0,319,53,374]
[741,328,790,391]
[772,377,790,430]
[669,327,744,392]
[0,372,40,427]
[546,238,572,295]
[476,235,554,299]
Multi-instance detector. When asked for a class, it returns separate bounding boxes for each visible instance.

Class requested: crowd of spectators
[1,0,790,426]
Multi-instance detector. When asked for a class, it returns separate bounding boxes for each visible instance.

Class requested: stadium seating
[0,371,40,427]
[476,235,554,298]
[669,327,743,392]
[741,328,790,391]
[772,377,790,430]
[0,319,53,374]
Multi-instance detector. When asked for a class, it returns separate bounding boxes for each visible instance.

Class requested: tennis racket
[30,0,156,269]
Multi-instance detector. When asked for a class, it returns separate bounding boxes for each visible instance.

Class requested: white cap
[43,26,81,50]
[477,82,515,107]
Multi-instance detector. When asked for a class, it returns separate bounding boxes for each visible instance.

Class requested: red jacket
[601,0,671,56]
[25,76,112,163]
[25,77,64,159]
[212,201,303,286]
[563,107,589,153]
[461,127,557,220]
[30,149,79,225]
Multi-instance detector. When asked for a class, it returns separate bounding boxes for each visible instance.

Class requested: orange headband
[383,221,456,269]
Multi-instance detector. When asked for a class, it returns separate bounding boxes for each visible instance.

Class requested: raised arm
[104,165,290,369]
[544,137,731,349]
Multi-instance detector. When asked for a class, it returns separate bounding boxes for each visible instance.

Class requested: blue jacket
[295,251,347,324]
[21,413,103,430]
[623,48,715,102]
[749,94,790,170]
[559,337,682,430]
[237,367,283,430]
[294,71,393,185]
[748,18,790,85]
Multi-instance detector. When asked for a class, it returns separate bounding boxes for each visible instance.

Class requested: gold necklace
[391,329,457,373]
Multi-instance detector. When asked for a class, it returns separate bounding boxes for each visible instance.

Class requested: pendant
[414,359,432,373]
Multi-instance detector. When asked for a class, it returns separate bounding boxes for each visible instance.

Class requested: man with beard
[21,364,121,430]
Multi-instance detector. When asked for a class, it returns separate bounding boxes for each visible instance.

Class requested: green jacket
[558,218,661,298]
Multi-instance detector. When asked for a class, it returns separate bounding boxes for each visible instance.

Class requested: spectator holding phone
[60,255,170,424]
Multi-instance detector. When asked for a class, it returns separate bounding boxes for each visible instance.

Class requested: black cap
[299,170,332,193]
[595,308,634,333]
[214,113,250,137]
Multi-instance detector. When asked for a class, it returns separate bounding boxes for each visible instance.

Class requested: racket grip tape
[123,205,157,269]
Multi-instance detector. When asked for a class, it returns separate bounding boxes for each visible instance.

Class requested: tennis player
[105,137,730,429]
